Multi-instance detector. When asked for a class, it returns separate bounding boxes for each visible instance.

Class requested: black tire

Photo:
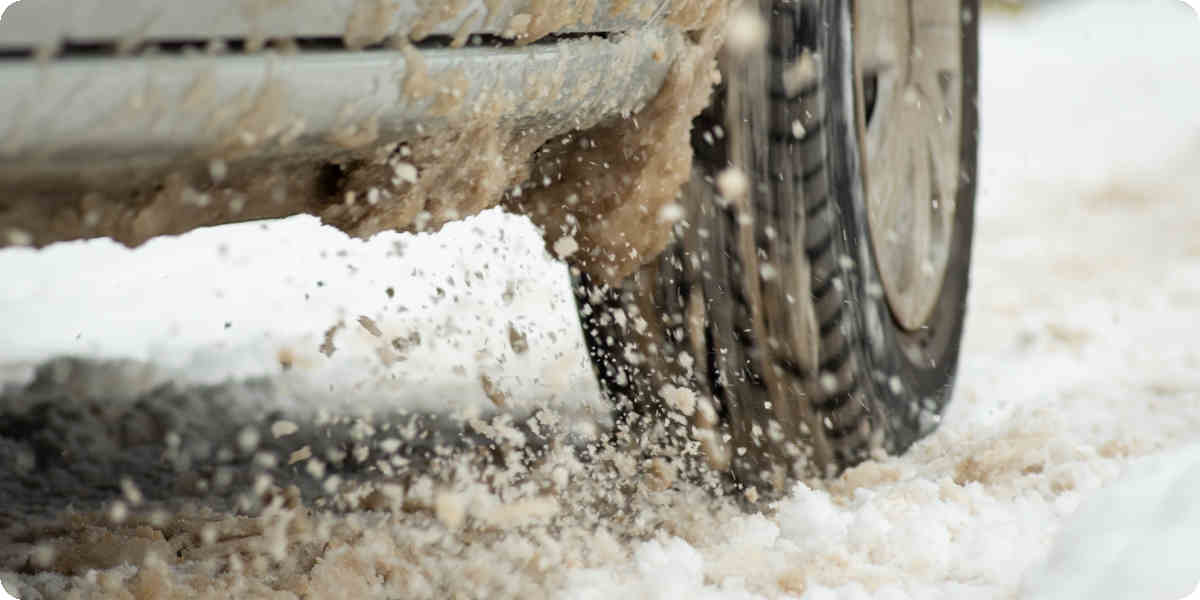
[574,0,979,497]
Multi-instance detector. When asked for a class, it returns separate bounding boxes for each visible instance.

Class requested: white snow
[0,1,1199,598]
[555,2,1200,598]
[0,209,601,418]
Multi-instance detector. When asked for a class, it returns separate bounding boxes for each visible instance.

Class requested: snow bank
[0,210,602,418]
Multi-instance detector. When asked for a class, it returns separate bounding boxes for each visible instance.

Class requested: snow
[1024,444,1200,600]
[0,210,602,418]
[1,1,1199,598]
[555,1,1200,597]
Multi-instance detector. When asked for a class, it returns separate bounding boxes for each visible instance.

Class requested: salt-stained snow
[1,1,1199,599]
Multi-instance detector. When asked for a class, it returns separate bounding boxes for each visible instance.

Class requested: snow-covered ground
[2,1,1200,598]
[0,209,603,418]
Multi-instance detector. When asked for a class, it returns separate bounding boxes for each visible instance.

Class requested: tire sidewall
[823,0,980,452]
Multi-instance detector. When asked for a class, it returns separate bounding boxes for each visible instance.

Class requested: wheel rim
[854,0,964,331]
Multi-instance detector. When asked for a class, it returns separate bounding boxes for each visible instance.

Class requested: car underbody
[0,0,730,284]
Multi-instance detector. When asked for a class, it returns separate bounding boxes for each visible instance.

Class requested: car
[0,0,979,498]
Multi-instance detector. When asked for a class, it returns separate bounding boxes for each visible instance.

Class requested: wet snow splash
[0,209,742,599]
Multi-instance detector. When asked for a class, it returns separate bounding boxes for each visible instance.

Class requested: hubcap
[854,0,964,331]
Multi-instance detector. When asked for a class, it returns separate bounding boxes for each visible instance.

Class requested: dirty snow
[1,1,1199,599]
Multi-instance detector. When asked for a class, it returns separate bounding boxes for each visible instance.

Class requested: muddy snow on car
[2,2,1199,599]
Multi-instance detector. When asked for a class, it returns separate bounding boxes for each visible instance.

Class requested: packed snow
[1,1,1199,599]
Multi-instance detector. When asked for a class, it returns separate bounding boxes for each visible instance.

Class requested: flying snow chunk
[783,51,819,97]
[208,159,228,183]
[436,491,467,529]
[716,167,749,204]
[726,7,767,57]
[237,426,260,452]
[288,446,312,465]
[792,119,807,139]
[658,203,685,223]
[553,236,579,259]
[661,384,697,416]
[819,372,838,393]
[393,161,418,185]
[272,420,299,438]
[5,229,32,247]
